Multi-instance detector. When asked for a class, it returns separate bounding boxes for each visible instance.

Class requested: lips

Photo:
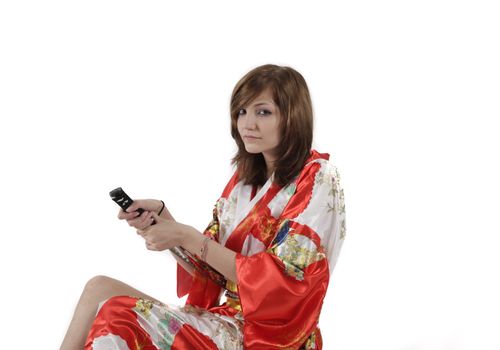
[244,135,261,139]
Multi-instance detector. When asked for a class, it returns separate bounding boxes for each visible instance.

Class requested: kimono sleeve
[235,161,346,349]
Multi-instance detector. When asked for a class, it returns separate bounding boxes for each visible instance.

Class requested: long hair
[230,64,314,188]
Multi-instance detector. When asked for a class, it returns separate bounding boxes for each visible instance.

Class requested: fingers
[127,210,155,229]
[139,233,156,250]
[145,241,156,250]
[138,211,155,228]
[117,207,139,219]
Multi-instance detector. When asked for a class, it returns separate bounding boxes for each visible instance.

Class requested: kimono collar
[228,149,329,195]
[306,149,330,165]
[266,149,329,181]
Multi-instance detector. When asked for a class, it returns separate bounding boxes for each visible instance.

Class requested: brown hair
[230,64,314,188]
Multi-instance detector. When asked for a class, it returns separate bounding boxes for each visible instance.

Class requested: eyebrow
[251,101,275,107]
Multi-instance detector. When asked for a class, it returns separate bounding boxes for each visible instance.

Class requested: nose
[242,111,258,130]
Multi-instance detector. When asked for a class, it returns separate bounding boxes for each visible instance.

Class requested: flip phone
[109,187,145,216]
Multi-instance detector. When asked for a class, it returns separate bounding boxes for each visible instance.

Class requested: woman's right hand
[117,199,166,230]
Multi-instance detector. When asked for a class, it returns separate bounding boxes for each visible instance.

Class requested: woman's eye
[238,108,271,117]
[257,109,271,116]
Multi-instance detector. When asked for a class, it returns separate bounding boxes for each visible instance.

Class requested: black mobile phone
[109,187,145,215]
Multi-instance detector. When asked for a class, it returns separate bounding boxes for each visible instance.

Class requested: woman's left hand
[137,212,188,251]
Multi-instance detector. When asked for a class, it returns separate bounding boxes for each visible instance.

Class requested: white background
[1,1,499,349]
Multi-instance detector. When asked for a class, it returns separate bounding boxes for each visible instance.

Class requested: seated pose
[60,64,347,350]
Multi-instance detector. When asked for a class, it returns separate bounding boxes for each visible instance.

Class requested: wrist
[179,225,206,258]
[179,224,195,247]
[156,200,165,215]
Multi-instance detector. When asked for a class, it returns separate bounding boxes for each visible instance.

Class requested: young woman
[60,64,347,350]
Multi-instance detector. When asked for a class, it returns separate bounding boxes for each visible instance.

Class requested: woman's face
[237,89,282,168]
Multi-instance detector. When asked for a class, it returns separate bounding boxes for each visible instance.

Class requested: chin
[244,145,263,154]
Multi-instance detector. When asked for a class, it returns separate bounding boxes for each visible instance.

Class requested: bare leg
[60,275,162,350]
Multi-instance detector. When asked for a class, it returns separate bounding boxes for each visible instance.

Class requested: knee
[83,275,120,302]
[83,276,135,307]
[84,275,113,292]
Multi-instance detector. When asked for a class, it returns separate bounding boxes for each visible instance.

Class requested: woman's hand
[137,212,189,251]
[117,199,166,230]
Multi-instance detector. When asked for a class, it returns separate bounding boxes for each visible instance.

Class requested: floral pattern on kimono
[84,149,346,350]
[233,154,346,349]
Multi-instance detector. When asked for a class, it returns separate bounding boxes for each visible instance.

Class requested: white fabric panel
[92,334,130,350]
[293,159,347,273]
[240,233,267,256]
[220,173,274,246]
[131,300,243,350]
[267,179,297,219]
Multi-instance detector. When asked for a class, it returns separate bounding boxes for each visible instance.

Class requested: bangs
[230,76,278,117]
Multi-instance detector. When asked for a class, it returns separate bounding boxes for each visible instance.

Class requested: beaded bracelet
[157,200,165,216]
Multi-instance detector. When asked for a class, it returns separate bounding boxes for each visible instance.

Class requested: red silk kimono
[85,149,346,350]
